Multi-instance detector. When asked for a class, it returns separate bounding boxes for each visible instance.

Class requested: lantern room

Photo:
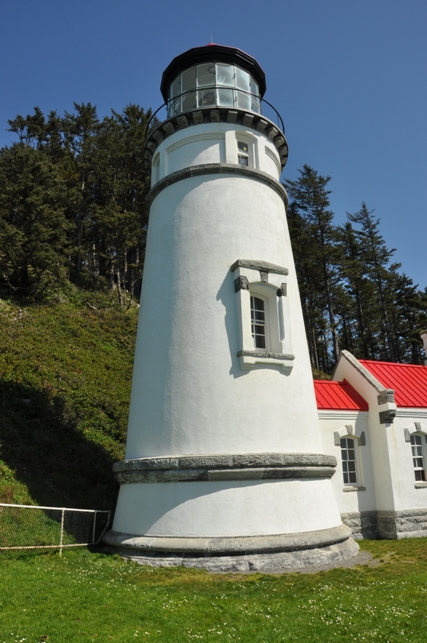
[160,44,266,117]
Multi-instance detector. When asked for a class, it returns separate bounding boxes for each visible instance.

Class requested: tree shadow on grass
[0,379,119,513]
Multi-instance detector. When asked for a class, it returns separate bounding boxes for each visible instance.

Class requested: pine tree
[62,103,100,276]
[336,219,379,358]
[0,144,69,298]
[284,165,340,369]
[347,203,399,361]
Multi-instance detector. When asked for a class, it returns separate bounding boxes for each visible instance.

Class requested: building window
[250,296,266,349]
[238,141,249,166]
[411,434,427,482]
[231,259,294,371]
[152,153,160,186]
[341,437,357,485]
[234,135,256,168]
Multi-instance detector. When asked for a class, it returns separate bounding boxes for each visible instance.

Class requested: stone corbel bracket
[113,453,337,484]
[377,389,397,425]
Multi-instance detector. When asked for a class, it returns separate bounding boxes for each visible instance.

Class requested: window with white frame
[250,295,267,349]
[152,153,160,186]
[410,434,427,482]
[340,437,358,485]
[231,259,294,371]
[235,134,256,168]
[238,141,249,166]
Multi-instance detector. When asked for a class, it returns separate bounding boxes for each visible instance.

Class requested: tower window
[231,259,294,371]
[341,437,357,485]
[411,434,427,482]
[250,296,266,349]
[238,141,249,166]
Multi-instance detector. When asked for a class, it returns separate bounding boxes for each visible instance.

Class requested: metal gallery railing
[145,89,285,138]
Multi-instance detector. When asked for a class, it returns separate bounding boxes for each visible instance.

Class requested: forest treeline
[285,166,427,372]
[0,106,426,372]
[0,103,154,307]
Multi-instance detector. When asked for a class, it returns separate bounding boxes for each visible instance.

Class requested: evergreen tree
[347,203,399,361]
[284,165,340,369]
[5,103,153,302]
[388,271,426,363]
[336,219,379,358]
[90,105,152,302]
[0,144,69,298]
[62,103,100,276]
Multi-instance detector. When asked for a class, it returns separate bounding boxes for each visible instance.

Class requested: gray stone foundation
[341,511,379,540]
[103,525,359,573]
[341,508,427,540]
[106,538,360,573]
[378,509,427,539]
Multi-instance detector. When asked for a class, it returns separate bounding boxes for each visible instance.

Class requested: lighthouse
[104,44,358,571]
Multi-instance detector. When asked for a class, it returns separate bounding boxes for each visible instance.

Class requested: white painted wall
[125,173,321,459]
[318,410,376,514]
[334,353,396,510]
[332,352,427,520]
[113,116,345,543]
[113,478,342,538]
[151,123,281,187]
[388,412,427,511]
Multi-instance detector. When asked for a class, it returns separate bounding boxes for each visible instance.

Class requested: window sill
[237,350,295,372]
[343,486,366,493]
[414,482,427,489]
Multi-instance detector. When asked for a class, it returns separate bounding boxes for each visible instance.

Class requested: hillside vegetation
[0,290,138,511]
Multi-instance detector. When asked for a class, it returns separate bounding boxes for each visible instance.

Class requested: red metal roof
[314,379,369,411]
[360,360,427,408]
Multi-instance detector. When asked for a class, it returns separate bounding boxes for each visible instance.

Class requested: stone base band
[104,532,358,573]
[113,453,337,484]
[104,524,351,555]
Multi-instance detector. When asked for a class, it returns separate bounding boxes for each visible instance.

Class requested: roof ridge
[360,359,427,368]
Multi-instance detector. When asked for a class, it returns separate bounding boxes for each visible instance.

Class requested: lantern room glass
[168,63,261,117]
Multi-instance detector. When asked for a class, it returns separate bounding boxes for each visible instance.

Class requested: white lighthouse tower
[105,44,358,571]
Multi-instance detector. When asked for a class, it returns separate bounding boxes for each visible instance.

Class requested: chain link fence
[0,503,110,554]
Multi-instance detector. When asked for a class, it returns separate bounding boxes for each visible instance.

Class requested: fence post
[59,509,65,556]
[92,511,97,544]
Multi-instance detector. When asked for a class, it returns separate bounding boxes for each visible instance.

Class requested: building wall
[325,352,427,539]
[318,409,377,539]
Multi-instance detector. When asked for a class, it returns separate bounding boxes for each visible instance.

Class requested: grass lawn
[1,539,427,642]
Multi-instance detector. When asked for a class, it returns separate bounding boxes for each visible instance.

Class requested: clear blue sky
[1,0,426,289]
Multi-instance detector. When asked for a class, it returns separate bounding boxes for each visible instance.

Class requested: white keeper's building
[315,348,427,541]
